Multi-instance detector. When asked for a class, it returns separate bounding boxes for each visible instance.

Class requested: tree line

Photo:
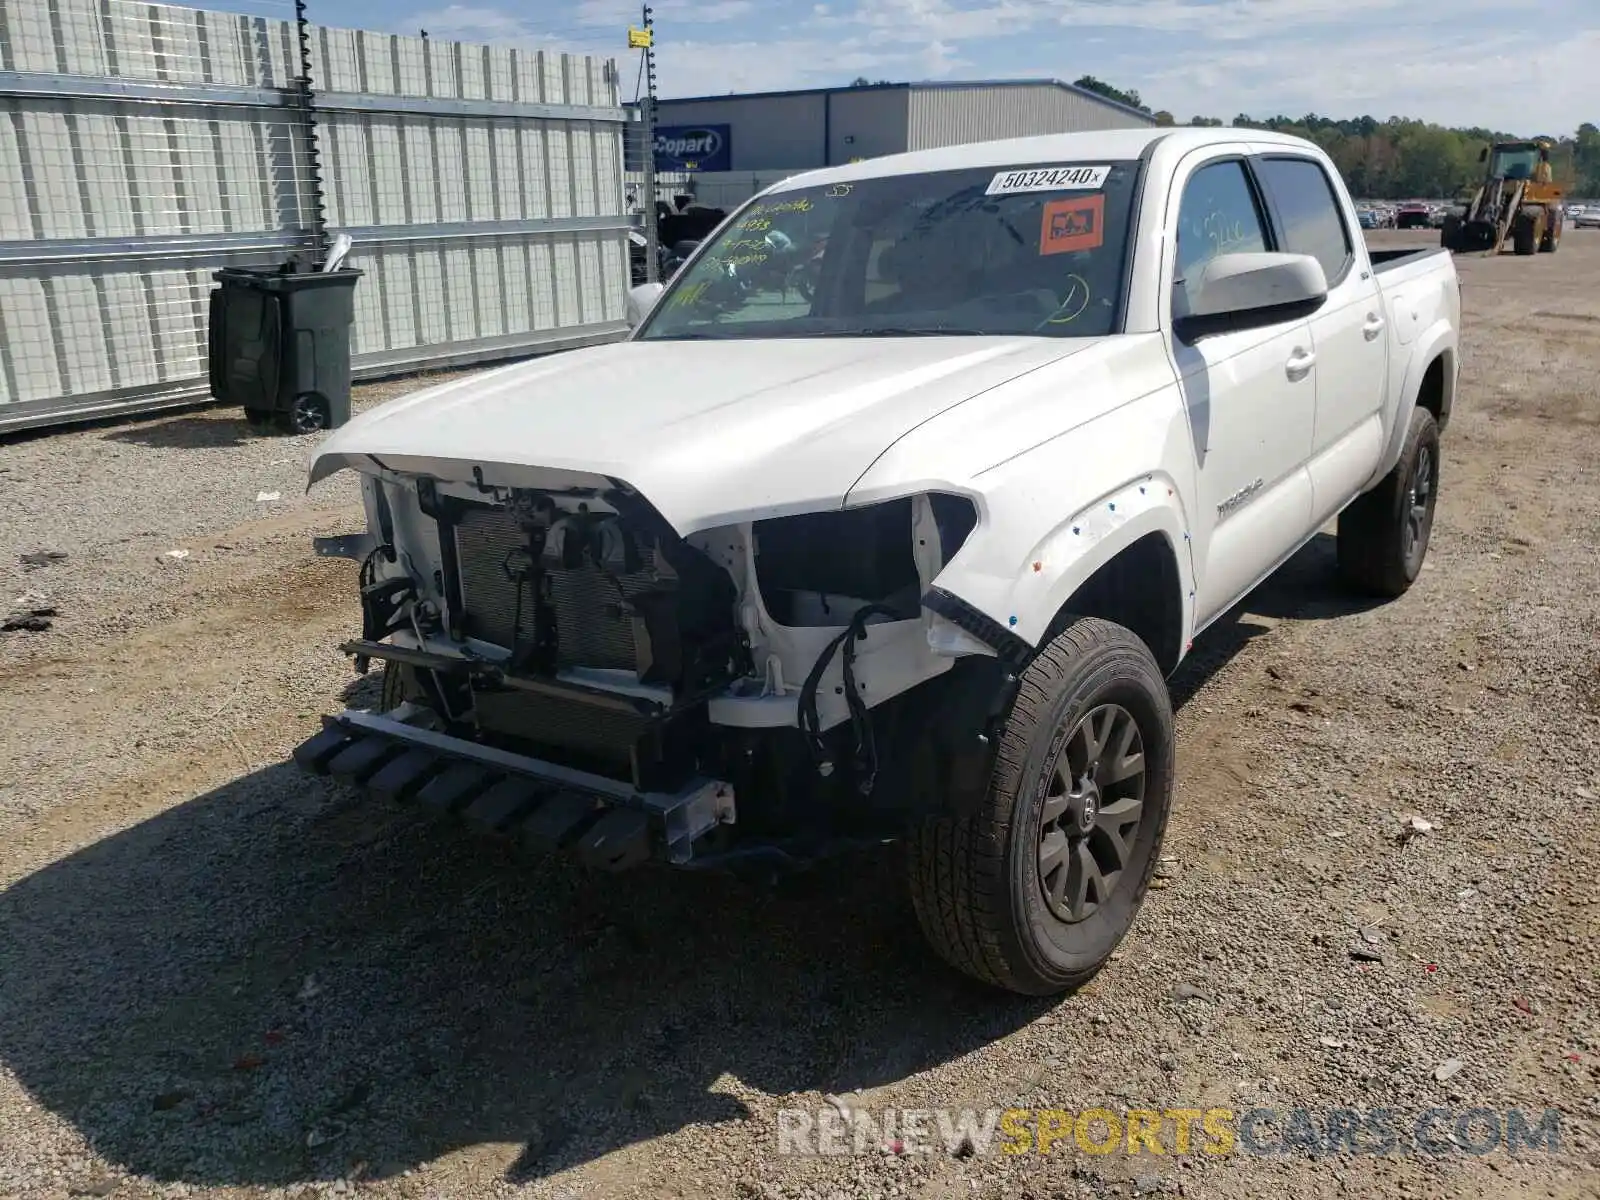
[1069,76,1600,200]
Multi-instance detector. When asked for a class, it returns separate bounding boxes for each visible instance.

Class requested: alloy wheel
[1037,703,1147,923]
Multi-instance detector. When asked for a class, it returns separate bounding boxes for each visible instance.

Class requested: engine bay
[347,467,993,816]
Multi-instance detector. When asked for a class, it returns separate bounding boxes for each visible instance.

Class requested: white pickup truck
[296,127,1460,995]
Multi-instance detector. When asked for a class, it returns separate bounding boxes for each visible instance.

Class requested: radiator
[452,505,662,671]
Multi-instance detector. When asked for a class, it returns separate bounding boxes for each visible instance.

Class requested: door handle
[1363,313,1386,340]
[1286,348,1316,381]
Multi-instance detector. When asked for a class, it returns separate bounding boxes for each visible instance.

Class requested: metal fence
[0,0,634,433]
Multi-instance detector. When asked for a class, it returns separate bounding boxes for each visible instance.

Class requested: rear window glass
[1257,157,1354,284]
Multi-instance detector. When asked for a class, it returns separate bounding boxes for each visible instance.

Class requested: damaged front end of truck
[296,460,1020,872]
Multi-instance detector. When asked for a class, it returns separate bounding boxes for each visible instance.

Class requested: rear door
[1254,154,1389,523]
[1163,151,1317,626]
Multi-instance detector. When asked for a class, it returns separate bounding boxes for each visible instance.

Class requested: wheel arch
[1414,351,1452,430]
[1042,530,1188,676]
[1365,337,1455,492]
[930,479,1196,677]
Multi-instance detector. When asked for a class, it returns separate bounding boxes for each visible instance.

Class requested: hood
[312,335,1103,534]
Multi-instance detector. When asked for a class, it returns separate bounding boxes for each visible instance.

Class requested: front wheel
[379,661,418,710]
[1336,406,1440,597]
[909,617,1175,995]
[1511,212,1539,256]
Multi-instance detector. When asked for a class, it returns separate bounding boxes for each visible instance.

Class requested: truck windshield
[636,160,1140,340]
[1491,145,1542,181]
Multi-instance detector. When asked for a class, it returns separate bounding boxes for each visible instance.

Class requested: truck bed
[1370,245,1449,274]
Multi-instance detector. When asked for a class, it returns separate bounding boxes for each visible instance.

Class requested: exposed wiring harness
[357,539,463,724]
[798,603,899,796]
[357,540,391,590]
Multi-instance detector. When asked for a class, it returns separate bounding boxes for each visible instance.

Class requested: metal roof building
[646,79,1157,176]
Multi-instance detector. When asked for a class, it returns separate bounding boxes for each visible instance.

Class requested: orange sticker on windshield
[1040,195,1105,255]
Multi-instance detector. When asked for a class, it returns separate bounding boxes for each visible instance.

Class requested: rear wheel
[1336,406,1440,597]
[909,617,1174,995]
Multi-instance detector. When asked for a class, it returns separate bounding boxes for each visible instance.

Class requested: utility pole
[639,5,659,282]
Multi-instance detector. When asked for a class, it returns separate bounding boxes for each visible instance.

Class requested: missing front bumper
[292,706,736,868]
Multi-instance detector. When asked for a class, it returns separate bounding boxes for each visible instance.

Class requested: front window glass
[1172,160,1270,313]
[636,160,1141,340]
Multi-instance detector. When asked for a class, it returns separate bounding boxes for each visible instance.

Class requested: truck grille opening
[454,505,663,669]
[472,686,650,780]
[427,491,746,791]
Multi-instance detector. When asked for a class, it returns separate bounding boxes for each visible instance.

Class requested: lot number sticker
[986,164,1109,195]
[1040,194,1106,255]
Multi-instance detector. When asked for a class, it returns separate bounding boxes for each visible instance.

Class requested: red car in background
[1395,202,1433,229]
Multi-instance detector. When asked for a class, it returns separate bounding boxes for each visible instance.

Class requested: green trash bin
[208,266,362,434]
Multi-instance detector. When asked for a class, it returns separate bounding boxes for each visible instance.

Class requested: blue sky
[302,0,1593,133]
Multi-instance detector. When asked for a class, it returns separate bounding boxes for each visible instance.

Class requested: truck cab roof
[768,126,1329,191]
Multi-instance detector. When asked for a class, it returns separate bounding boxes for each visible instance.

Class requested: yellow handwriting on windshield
[744,197,813,215]
[1046,275,1092,325]
[670,281,710,308]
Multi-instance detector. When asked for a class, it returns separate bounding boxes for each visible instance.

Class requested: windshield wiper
[820,326,989,337]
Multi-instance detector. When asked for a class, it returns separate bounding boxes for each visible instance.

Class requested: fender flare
[1364,325,1455,491]
[936,471,1196,653]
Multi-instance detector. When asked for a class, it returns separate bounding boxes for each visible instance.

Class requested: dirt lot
[1,230,1597,1200]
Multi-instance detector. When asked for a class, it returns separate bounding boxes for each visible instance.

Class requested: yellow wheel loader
[1441,140,1564,256]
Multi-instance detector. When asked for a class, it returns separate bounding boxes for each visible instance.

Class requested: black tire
[1511,212,1538,256]
[1440,215,1462,251]
[379,662,418,711]
[909,617,1175,996]
[1336,406,1440,597]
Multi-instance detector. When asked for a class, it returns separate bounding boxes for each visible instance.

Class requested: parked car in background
[1396,203,1433,229]
[1574,206,1600,229]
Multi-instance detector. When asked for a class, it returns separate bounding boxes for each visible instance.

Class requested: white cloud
[1142,25,1600,131]
[396,0,1598,131]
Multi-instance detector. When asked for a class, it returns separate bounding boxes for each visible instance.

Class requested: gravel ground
[0,231,1597,1200]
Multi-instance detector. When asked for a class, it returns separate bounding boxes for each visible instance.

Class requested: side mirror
[1174,252,1328,341]
[625,282,665,328]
